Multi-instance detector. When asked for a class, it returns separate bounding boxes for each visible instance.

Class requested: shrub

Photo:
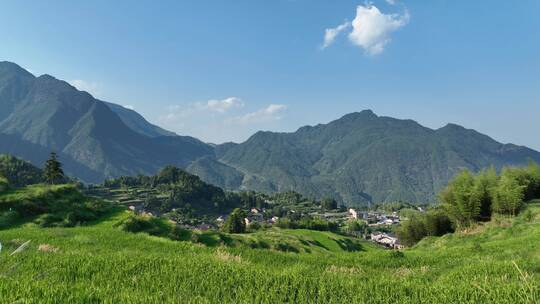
[248,221,262,231]
[35,213,64,227]
[169,225,192,241]
[0,210,19,228]
[397,210,454,247]
[222,208,246,234]
[114,214,170,237]
[276,217,339,232]
[521,209,534,222]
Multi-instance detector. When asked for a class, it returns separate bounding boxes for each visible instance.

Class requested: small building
[128,205,144,212]
[371,232,402,249]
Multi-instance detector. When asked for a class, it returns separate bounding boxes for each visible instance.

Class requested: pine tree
[44,152,64,185]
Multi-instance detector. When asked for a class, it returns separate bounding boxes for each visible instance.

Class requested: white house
[371,232,403,249]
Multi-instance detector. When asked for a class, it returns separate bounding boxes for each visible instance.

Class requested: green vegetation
[321,197,338,210]
[99,166,242,218]
[112,211,366,253]
[0,149,539,302]
[276,217,339,232]
[0,158,539,302]
[0,154,43,187]
[0,61,213,183]
[399,162,540,246]
[222,208,247,233]
[43,152,65,185]
[0,184,112,228]
[397,210,454,246]
[189,111,540,206]
[0,202,538,302]
[0,176,8,193]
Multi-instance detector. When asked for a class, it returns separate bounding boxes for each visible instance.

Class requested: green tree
[43,152,64,185]
[523,161,540,200]
[222,208,247,234]
[492,171,525,216]
[397,210,453,247]
[423,210,454,237]
[345,219,367,236]
[440,170,481,228]
[472,167,498,220]
[397,214,427,247]
[321,198,338,210]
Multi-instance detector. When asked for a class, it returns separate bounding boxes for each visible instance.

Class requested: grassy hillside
[0,199,538,302]
[0,184,113,229]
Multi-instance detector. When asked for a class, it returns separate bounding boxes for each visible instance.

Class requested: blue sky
[1,0,539,149]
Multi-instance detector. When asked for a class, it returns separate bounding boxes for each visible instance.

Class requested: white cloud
[348,4,409,55]
[322,21,351,49]
[69,79,101,97]
[321,4,409,55]
[158,98,288,143]
[123,105,135,110]
[161,97,244,122]
[227,104,287,125]
[196,97,244,113]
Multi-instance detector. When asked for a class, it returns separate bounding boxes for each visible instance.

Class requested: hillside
[0,154,43,187]
[189,110,540,206]
[0,195,538,303]
[103,101,176,138]
[0,61,213,183]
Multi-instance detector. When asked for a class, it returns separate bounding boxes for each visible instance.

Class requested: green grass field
[0,194,539,303]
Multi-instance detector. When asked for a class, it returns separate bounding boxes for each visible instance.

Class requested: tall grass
[0,204,538,303]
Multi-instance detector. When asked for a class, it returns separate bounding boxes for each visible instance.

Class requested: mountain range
[1,61,539,205]
[0,61,212,182]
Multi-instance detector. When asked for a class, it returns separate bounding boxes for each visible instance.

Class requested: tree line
[398,162,540,246]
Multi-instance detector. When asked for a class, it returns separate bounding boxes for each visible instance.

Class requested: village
[92,181,412,250]
[211,206,407,249]
[124,200,411,249]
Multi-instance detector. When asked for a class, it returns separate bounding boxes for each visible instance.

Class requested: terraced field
[0,202,538,303]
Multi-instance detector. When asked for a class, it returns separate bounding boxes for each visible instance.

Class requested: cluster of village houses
[216,208,280,227]
[348,208,404,249]
[129,203,405,249]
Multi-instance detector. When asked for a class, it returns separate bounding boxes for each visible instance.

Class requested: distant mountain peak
[0,61,212,183]
[0,61,34,78]
[341,109,378,119]
[36,74,57,80]
[439,123,466,130]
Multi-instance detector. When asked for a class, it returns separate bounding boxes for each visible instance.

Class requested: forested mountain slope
[189,110,540,206]
[0,61,213,183]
